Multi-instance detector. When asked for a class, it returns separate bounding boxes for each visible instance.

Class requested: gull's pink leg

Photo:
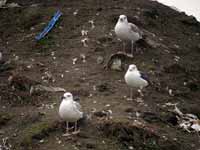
[123,42,126,53]
[63,122,71,136]
[72,121,80,135]
[127,88,133,101]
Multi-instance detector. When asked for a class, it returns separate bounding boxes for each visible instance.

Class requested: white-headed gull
[115,15,143,56]
[125,64,149,100]
[59,92,83,136]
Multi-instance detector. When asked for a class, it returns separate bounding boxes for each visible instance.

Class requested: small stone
[93,85,96,91]
[107,110,112,114]
[125,108,134,113]
[96,83,109,92]
[174,44,180,49]
[93,111,107,117]
[73,9,79,16]
[110,58,122,71]
[88,94,93,98]
[81,38,89,47]
[14,55,19,61]
[146,39,160,48]
[105,104,110,107]
[94,47,104,52]
[136,112,140,118]
[91,108,96,113]
[80,54,86,63]
[72,58,78,65]
[128,146,134,150]
[88,20,95,29]
[81,30,88,36]
[168,89,174,96]
[30,27,35,30]
[27,65,32,69]
[97,56,104,64]
[197,44,200,49]
[0,130,5,135]
[51,51,55,56]
[86,142,96,149]
[39,139,44,143]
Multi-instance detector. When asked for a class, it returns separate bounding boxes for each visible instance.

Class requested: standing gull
[59,92,83,136]
[115,15,143,56]
[125,64,149,100]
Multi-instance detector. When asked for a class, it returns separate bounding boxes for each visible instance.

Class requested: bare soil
[0,0,200,149]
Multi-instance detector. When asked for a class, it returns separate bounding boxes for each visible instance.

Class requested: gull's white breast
[115,22,141,42]
[125,71,148,89]
[59,100,83,122]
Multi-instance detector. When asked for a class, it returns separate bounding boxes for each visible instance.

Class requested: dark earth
[0,0,200,149]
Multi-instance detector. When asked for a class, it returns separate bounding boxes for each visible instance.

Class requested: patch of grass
[144,140,160,150]
[0,112,13,127]
[98,119,179,150]
[38,36,54,47]
[19,120,57,147]
[35,35,56,54]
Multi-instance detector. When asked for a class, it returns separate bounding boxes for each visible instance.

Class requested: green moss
[0,112,13,126]
[145,64,156,70]
[99,119,180,150]
[110,117,130,124]
[38,36,55,46]
[20,121,56,146]
[44,7,57,16]
[144,140,160,150]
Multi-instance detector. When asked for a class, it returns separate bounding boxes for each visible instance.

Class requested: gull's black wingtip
[140,72,150,85]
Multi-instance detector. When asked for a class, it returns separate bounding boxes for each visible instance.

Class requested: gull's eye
[67,95,71,97]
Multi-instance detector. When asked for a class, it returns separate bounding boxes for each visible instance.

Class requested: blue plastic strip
[35,10,62,41]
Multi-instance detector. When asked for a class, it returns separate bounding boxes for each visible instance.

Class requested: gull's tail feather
[140,72,152,87]
[136,38,150,48]
[78,113,91,127]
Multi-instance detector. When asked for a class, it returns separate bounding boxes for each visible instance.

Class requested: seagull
[59,92,83,136]
[115,15,143,56]
[124,64,149,100]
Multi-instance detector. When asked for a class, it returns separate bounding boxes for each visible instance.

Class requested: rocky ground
[0,0,200,149]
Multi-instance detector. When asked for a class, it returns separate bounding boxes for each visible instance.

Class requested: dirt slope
[0,0,200,149]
